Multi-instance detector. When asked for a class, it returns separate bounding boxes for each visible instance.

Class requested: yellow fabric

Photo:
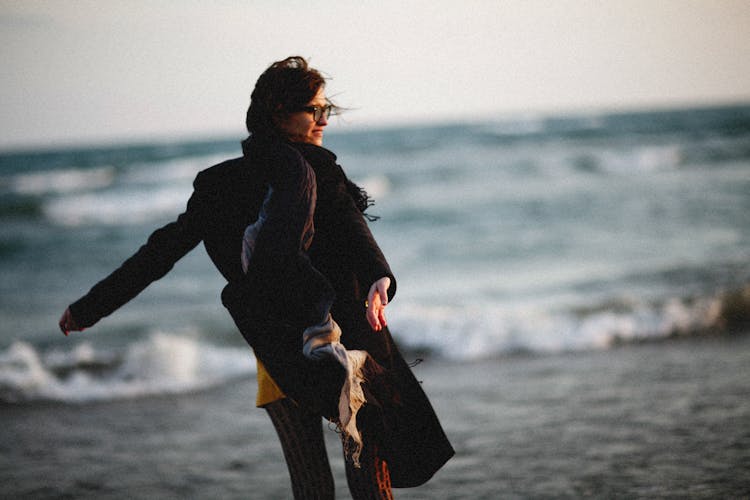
[255,359,285,407]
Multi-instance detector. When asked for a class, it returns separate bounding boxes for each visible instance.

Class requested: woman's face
[277,87,328,146]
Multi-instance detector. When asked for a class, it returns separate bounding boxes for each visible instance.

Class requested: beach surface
[3,333,749,499]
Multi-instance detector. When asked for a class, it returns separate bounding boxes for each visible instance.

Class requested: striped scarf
[302,314,377,467]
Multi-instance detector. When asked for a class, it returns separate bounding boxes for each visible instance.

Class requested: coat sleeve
[327,193,397,302]
[68,172,211,328]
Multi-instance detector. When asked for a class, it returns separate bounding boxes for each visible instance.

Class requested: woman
[59,56,452,499]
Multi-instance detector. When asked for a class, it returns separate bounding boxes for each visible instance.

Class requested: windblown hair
[246,56,327,139]
[245,56,377,218]
[346,179,378,221]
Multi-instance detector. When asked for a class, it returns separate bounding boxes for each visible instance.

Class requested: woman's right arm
[60,172,212,334]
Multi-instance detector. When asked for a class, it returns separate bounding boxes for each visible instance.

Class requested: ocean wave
[477,115,549,140]
[6,166,116,195]
[2,288,747,404]
[389,287,749,361]
[0,333,255,404]
[43,185,192,226]
[569,144,684,174]
[120,155,219,185]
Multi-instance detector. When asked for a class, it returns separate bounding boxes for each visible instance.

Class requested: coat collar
[241,135,337,163]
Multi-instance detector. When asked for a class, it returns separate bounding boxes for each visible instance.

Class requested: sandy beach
[3,333,749,499]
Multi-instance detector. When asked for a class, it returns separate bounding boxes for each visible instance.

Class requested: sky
[2,0,750,150]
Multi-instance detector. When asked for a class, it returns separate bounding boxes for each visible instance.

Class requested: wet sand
[3,333,750,499]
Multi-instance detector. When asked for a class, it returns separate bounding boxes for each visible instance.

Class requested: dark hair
[246,56,327,138]
[245,57,376,218]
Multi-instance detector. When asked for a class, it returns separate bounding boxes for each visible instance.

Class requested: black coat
[69,138,453,487]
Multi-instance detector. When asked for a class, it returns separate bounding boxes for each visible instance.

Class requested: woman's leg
[342,434,394,500]
[265,398,335,500]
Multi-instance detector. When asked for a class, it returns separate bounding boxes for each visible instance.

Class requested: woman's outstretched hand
[366,277,391,331]
[58,307,82,336]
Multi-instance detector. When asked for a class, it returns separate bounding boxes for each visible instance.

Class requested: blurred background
[1,1,749,498]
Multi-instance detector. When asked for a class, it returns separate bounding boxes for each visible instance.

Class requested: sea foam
[43,185,192,226]
[9,167,116,195]
[0,333,255,403]
[389,289,734,361]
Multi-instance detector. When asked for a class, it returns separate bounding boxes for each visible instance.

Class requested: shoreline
[2,333,749,499]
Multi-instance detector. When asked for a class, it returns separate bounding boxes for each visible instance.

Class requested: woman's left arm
[327,194,397,329]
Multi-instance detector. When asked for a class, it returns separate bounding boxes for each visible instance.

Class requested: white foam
[389,303,582,360]
[0,333,255,403]
[121,154,224,185]
[0,342,59,403]
[388,293,725,361]
[595,144,683,174]
[9,167,116,195]
[43,185,192,226]
[44,342,110,370]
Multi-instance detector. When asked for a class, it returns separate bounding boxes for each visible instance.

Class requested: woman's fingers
[366,277,391,331]
[366,292,385,331]
[58,308,81,336]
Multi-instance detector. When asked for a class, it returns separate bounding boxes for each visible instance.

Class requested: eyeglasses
[297,104,334,122]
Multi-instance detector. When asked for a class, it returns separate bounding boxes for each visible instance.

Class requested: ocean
[1,104,749,498]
